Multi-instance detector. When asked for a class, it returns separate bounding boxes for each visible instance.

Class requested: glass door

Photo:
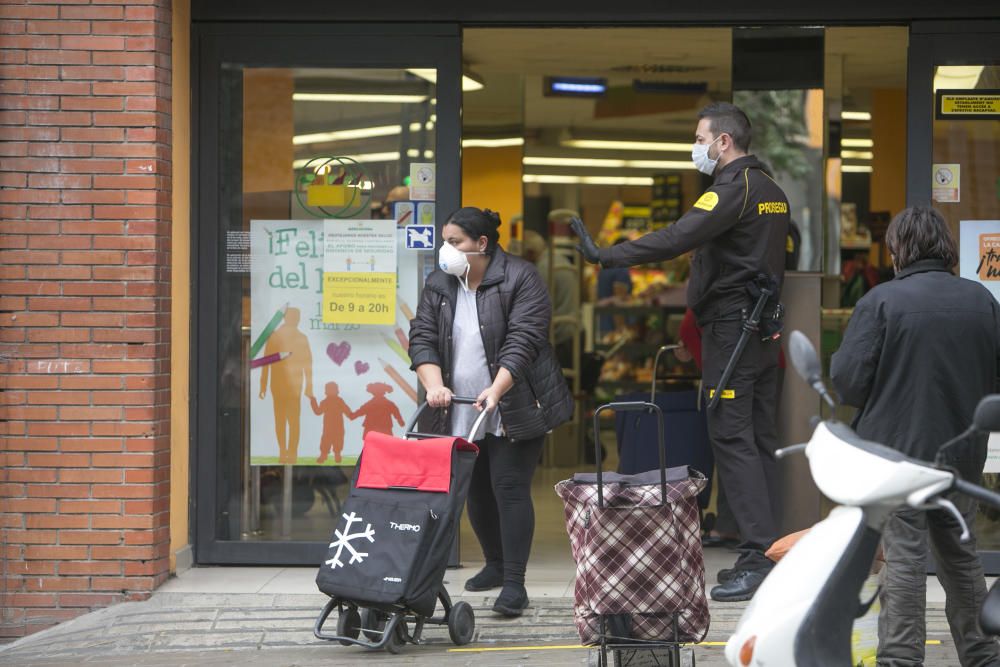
[193,24,461,564]
[909,21,1000,572]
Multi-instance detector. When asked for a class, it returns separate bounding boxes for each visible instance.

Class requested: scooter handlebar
[954,478,1000,511]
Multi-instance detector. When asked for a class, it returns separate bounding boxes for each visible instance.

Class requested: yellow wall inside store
[870,88,907,218]
[243,70,295,193]
[461,146,523,248]
[170,0,191,573]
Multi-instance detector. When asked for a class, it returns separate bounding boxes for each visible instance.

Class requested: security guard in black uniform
[572,102,790,602]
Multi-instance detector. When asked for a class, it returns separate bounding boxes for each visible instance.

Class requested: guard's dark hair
[885,205,958,270]
[445,206,502,254]
[698,102,752,153]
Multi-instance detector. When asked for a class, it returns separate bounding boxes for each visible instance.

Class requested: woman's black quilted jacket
[408,247,574,441]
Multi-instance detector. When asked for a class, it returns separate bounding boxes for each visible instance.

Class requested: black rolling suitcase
[615,345,713,507]
[313,397,485,654]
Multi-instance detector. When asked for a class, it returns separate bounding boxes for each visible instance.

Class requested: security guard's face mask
[691,134,724,175]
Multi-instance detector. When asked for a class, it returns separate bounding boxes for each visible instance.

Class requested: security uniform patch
[694,192,719,211]
[757,201,789,215]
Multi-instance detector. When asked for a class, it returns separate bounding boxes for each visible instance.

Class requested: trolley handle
[650,344,681,403]
[592,401,667,510]
[405,396,491,443]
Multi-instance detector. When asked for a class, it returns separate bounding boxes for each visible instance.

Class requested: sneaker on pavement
[492,584,529,617]
[464,564,504,592]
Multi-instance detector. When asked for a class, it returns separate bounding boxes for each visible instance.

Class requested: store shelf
[590,303,698,399]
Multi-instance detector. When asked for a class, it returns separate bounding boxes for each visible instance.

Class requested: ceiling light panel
[841,111,871,121]
[524,156,625,168]
[406,68,485,92]
[933,65,984,92]
[462,138,525,148]
[293,93,428,104]
[562,139,692,153]
[292,152,402,169]
[523,174,654,186]
[293,122,432,146]
[524,156,695,170]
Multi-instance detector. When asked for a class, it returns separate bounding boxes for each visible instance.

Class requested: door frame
[907,19,1000,574]
[906,20,1000,206]
[191,22,462,564]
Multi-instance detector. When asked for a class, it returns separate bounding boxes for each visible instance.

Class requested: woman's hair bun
[483,208,502,229]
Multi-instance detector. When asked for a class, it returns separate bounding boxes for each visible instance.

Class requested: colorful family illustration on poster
[250,219,423,466]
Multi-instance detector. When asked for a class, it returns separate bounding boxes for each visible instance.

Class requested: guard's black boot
[492,584,529,617]
[717,567,737,584]
[710,569,768,602]
[464,563,504,592]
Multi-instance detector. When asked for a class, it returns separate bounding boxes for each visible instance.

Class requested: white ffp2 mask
[691,135,723,176]
[438,243,484,290]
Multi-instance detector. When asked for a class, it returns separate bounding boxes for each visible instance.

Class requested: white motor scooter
[725,330,1000,667]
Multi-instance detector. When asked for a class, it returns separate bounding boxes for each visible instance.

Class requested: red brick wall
[0,0,173,640]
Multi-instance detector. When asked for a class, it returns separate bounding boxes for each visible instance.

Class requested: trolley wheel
[336,605,361,646]
[384,619,407,654]
[447,601,475,645]
[360,607,388,642]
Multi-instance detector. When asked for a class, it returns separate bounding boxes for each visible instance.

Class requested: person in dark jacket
[831,206,1000,667]
[408,206,573,618]
[572,102,789,601]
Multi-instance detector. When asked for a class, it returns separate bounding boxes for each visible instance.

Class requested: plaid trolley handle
[593,401,667,509]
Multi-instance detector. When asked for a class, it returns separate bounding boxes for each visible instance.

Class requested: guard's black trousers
[702,318,782,570]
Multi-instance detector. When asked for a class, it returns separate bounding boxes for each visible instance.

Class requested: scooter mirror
[973,395,1000,433]
[789,330,823,386]
[981,579,1000,635]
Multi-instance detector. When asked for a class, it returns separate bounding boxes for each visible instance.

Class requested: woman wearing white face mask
[408,206,573,617]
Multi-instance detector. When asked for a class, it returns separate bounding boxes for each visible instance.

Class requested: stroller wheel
[360,607,388,642]
[336,605,361,646]
[447,601,475,645]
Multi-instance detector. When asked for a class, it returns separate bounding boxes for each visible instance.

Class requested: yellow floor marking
[448,645,585,652]
[448,640,942,652]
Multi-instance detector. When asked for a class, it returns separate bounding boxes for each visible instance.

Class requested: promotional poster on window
[960,220,1000,472]
[249,219,426,466]
[960,220,1000,303]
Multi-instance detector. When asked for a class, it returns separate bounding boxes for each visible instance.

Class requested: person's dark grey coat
[408,247,574,441]
[830,259,1000,477]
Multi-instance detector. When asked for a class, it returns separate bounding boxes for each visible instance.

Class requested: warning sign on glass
[936,89,1000,120]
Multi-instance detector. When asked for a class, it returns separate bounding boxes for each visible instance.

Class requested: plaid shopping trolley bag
[556,401,710,652]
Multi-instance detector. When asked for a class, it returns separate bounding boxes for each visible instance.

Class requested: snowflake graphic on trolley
[324,511,375,570]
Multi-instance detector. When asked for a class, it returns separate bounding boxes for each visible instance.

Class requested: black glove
[569,217,601,264]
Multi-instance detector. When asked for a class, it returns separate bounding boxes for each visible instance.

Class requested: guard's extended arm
[599,179,747,268]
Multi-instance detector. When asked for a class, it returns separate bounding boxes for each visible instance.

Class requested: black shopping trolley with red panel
[313,397,487,654]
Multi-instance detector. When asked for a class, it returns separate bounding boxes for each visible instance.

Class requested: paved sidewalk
[0,561,970,666]
[0,589,731,666]
[0,589,965,666]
